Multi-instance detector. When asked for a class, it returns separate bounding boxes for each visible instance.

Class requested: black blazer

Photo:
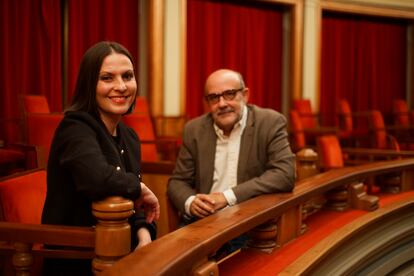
[42,111,156,241]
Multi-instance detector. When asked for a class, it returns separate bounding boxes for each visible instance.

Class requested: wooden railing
[0,196,134,275]
[101,157,414,276]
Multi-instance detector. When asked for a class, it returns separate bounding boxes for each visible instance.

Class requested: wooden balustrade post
[92,196,134,274]
[401,169,414,192]
[376,173,401,194]
[277,205,302,246]
[247,219,278,252]
[296,148,319,180]
[325,185,349,211]
[12,242,33,276]
[296,148,324,233]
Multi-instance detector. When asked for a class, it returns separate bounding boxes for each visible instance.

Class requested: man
[168,69,295,221]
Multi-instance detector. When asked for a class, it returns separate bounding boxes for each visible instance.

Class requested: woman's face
[96,53,137,123]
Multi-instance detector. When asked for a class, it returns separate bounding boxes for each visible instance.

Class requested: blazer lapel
[198,116,216,194]
[238,106,255,182]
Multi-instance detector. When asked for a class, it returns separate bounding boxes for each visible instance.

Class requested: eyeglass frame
[204,87,245,104]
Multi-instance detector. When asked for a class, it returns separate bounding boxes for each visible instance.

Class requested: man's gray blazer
[167,104,296,214]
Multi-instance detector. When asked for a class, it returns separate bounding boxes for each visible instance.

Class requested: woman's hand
[135,182,160,223]
[135,227,152,250]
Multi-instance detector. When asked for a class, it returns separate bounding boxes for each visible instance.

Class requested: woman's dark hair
[66,41,137,117]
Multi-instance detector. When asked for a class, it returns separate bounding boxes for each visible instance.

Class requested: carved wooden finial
[92,196,134,273]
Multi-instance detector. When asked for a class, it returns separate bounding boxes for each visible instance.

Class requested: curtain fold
[186,0,283,118]
[67,0,139,104]
[0,0,62,142]
[320,14,407,126]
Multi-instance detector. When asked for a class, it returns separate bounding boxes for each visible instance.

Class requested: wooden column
[92,196,134,273]
[12,242,33,276]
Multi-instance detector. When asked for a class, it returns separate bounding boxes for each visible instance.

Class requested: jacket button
[116,166,121,171]
[121,149,124,154]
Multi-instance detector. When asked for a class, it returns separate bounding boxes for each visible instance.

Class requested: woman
[42,41,159,274]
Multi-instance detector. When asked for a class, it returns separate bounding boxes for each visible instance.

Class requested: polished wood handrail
[342,147,414,158]
[0,222,95,247]
[102,158,414,276]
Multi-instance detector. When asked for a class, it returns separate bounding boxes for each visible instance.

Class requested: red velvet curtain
[186,0,283,118]
[0,0,62,142]
[320,13,407,126]
[67,0,139,104]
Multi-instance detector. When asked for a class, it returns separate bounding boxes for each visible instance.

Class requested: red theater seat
[0,169,46,224]
[293,99,318,129]
[25,113,63,167]
[316,135,344,170]
[369,110,400,151]
[123,114,159,162]
[392,99,411,127]
[22,95,50,114]
[289,110,306,152]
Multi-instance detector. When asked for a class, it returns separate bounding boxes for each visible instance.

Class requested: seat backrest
[370,110,388,149]
[289,110,306,152]
[337,99,353,132]
[369,110,401,151]
[392,99,410,127]
[123,114,159,161]
[26,113,63,166]
[133,96,150,115]
[293,99,317,129]
[22,95,50,114]
[316,135,344,170]
[0,169,46,224]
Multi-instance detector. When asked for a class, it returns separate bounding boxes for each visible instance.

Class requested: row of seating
[290,98,414,153]
[293,98,414,131]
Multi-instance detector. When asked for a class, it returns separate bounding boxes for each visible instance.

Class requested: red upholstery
[133,96,150,115]
[0,169,46,224]
[123,114,159,161]
[293,99,317,129]
[336,99,369,144]
[26,113,63,165]
[337,99,353,133]
[369,110,400,151]
[316,135,344,169]
[23,95,50,114]
[392,99,410,127]
[289,110,306,152]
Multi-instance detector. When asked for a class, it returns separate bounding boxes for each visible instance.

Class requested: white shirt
[184,105,248,215]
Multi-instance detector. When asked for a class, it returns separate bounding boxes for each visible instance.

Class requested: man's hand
[190,194,215,218]
[209,192,228,210]
[190,193,228,218]
[135,182,160,223]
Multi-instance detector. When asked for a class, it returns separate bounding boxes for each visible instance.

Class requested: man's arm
[232,112,296,203]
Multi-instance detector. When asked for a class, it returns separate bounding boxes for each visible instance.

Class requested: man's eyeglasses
[204,88,244,104]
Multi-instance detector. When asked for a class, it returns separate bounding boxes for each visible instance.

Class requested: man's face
[205,72,249,135]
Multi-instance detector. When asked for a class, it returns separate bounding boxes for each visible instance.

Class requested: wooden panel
[141,161,176,237]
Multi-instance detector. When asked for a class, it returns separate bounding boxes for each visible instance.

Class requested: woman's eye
[123,73,134,81]
[99,75,112,81]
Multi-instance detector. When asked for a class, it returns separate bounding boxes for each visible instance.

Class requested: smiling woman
[96,53,137,136]
[41,41,160,275]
